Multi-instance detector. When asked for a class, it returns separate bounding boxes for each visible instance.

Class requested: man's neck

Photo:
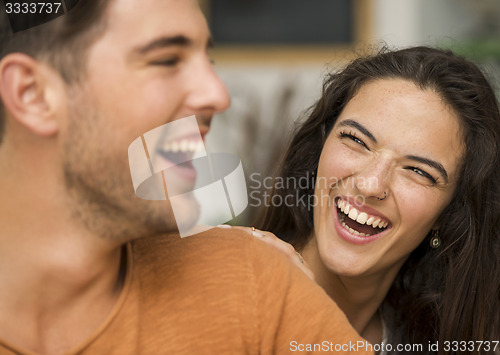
[0,173,127,354]
[0,230,126,354]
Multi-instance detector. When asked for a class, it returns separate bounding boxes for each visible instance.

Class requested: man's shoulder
[129,227,286,285]
[128,226,307,299]
[122,228,371,354]
[131,226,259,265]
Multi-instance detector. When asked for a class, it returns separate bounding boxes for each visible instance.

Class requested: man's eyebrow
[406,155,449,183]
[337,119,377,144]
[133,35,193,55]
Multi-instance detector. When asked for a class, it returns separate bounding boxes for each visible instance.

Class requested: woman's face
[312,79,464,277]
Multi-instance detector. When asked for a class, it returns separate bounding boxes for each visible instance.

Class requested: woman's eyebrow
[337,119,377,143]
[337,119,450,183]
[406,155,449,183]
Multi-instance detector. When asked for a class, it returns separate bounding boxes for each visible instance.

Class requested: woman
[258,47,500,353]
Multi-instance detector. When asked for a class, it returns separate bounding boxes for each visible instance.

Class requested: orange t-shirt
[0,228,372,354]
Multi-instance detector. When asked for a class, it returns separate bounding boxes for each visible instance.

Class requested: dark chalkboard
[209,0,353,45]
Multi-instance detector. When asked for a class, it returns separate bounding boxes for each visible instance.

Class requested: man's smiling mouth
[157,138,205,165]
[336,198,391,237]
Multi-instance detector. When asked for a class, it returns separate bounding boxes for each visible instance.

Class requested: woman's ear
[0,53,62,137]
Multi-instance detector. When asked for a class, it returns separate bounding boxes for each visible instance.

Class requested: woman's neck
[301,238,403,343]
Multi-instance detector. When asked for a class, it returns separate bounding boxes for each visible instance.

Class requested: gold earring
[430,230,441,248]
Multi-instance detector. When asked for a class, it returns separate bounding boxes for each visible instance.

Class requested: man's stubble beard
[62,94,179,242]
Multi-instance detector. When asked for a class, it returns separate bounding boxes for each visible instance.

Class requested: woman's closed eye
[406,166,438,184]
[338,129,439,184]
[339,131,368,149]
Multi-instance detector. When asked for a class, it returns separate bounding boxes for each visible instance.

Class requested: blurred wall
[373,0,476,46]
[203,0,500,225]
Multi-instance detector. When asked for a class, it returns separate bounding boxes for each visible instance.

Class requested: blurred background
[200,0,500,226]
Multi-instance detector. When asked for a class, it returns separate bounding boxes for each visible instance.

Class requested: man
[0,0,372,354]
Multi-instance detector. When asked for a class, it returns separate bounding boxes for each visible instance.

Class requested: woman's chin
[319,246,376,278]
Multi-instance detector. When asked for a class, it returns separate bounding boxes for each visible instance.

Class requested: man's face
[61,0,230,240]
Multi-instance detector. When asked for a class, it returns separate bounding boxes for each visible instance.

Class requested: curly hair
[259,46,500,354]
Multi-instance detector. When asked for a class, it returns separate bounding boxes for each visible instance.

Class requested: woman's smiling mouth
[333,196,392,244]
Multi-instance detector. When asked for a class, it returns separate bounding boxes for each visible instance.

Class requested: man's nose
[184,59,231,116]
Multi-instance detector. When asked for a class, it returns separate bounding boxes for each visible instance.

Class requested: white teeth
[344,204,350,214]
[162,139,204,153]
[341,221,369,237]
[337,199,389,230]
[348,209,358,221]
[356,212,368,225]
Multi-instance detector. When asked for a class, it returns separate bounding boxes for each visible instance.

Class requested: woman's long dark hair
[259,46,500,354]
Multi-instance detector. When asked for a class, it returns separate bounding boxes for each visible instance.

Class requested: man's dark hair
[0,0,110,143]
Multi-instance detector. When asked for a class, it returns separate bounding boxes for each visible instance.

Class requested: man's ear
[0,53,62,137]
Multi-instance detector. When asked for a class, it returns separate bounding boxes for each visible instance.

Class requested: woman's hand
[218,225,316,281]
